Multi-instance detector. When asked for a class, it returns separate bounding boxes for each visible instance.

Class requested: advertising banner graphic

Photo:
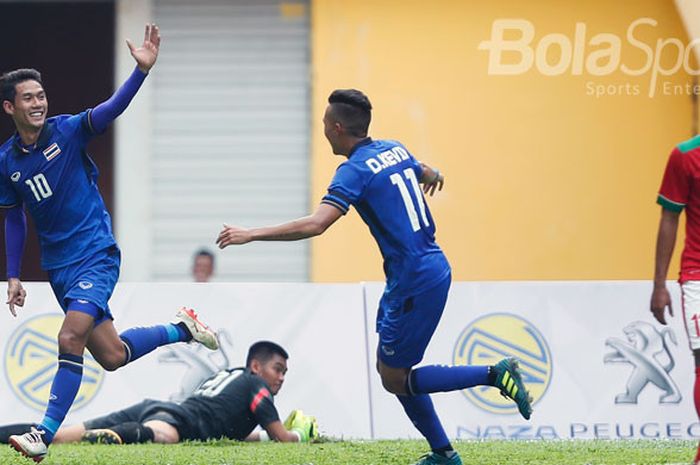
[0,283,370,439]
[1,281,696,440]
[365,281,698,440]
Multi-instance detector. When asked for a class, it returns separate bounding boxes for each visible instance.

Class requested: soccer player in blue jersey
[1,24,218,462]
[217,89,533,465]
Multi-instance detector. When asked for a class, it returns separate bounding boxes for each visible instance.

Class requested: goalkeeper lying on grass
[0,341,319,445]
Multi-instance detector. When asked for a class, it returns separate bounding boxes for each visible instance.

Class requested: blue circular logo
[453,313,552,415]
[4,314,104,411]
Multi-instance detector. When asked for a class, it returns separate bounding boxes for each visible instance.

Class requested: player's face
[192,255,214,282]
[323,105,343,155]
[3,80,48,131]
[254,354,288,395]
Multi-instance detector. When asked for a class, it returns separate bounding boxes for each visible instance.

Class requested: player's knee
[57,329,88,354]
[98,353,125,372]
[100,359,121,372]
[380,373,407,395]
[145,421,180,444]
[92,343,126,371]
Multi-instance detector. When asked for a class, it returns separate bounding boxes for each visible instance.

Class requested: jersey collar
[348,137,373,158]
[12,120,54,155]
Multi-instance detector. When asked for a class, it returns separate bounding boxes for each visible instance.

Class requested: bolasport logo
[478,18,700,98]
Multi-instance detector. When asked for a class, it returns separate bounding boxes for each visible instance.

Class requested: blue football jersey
[322,138,450,297]
[0,111,116,270]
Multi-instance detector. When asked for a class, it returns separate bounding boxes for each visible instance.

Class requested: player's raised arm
[89,23,161,134]
[216,203,343,248]
[419,161,444,197]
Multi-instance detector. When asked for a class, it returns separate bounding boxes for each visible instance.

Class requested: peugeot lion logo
[604,321,681,404]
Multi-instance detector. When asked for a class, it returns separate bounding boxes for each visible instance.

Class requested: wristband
[430,169,441,184]
[290,430,302,442]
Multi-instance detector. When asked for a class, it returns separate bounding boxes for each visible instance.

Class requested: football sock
[37,354,84,444]
[109,422,155,444]
[120,324,191,365]
[0,423,33,443]
[407,365,489,394]
[433,446,457,459]
[396,394,450,451]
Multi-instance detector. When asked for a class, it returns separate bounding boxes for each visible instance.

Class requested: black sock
[175,322,193,341]
[433,445,455,458]
[487,366,497,385]
[110,422,155,444]
[0,423,33,443]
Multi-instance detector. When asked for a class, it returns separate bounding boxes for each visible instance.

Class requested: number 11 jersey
[321,138,450,298]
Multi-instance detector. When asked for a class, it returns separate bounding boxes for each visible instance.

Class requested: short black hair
[194,248,215,265]
[246,341,288,368]
[328,89,372,137]
[1,69,42,104]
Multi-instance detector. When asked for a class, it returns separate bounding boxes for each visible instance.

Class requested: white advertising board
[1,281,695,440]
[0,283,370,439]
[365,281,698,440]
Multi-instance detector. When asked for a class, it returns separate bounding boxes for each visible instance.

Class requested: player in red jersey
[651,134,700,465]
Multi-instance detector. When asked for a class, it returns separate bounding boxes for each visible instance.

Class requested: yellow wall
[310,0,696,281]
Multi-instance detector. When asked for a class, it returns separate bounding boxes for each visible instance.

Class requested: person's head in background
[192,248,215,282]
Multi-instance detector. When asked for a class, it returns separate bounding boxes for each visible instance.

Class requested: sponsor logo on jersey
[42,143,61,161]
[453,313,552,415]
[10,172,21,182]
[4,314,104,411]
[78,281,93,290]
[604,321,682,404]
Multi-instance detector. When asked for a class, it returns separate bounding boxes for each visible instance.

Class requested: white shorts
[681,280,700,350]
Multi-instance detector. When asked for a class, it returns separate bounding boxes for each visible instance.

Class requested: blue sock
[120,324,190,365]
[397,394,450,450]
[37,354,84,444]
[408,365,490,395]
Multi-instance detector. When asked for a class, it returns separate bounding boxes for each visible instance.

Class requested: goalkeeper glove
[283,409,319,442]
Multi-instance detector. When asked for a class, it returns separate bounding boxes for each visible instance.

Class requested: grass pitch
[0,439,696,465]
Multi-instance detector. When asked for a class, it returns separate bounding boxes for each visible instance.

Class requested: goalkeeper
[0,341,318,444]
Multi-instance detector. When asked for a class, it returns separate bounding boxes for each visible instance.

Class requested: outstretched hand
[217,224,253,249]
[127,23,161,73]
[284,409,320,443]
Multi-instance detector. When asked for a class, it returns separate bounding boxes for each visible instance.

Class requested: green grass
[0,439,696,465]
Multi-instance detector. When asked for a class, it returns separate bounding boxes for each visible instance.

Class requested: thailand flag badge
[43,143,61,161]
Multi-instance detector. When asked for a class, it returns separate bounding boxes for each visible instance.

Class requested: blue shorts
[48,245,121,326]
[376,273,451,368]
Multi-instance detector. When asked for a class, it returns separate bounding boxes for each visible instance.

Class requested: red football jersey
[658,136,700,281]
